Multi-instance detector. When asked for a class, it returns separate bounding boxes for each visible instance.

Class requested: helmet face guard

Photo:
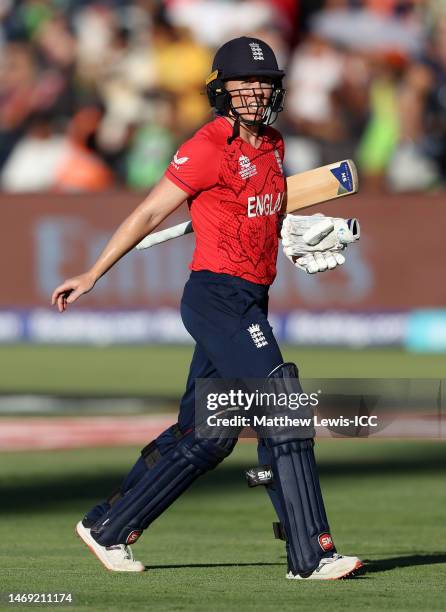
[227,81,286,126]
[206,71,285,127]
[205,36,286,127]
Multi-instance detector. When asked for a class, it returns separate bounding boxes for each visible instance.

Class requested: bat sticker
[330,161,354,195]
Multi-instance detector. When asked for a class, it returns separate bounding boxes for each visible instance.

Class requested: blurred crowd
[1,0,446,193]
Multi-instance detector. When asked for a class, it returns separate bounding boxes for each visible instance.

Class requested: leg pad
[90,432,236,546]
[269,438,335,574]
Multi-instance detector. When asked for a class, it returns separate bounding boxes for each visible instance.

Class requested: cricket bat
[136,159,358,250]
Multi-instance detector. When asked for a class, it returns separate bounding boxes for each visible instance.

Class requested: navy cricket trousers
[156,270,284,452]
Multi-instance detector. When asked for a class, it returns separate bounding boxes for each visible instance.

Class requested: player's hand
[51,272,96,312]
[282,213,360,253]
[294,252,346,274]
[281,214,360,273]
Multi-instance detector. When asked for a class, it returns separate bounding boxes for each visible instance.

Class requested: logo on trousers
[247,323,268,348]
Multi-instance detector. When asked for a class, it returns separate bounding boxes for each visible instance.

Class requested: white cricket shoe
[75,521,145,572]
[287,553,363,580]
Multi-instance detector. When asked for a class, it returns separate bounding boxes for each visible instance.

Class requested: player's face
[225,77,273,124]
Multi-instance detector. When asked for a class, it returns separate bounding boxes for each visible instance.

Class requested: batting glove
[281,214,360,274]
[293,251,346,274]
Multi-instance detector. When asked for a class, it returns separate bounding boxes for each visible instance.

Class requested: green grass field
[0,345,445,610]
[1,440,445,611]
[1,345,445,396]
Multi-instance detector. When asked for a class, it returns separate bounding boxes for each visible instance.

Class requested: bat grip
[136,220,193,250]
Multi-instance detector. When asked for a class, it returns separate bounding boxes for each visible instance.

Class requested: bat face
[286,159,358,213]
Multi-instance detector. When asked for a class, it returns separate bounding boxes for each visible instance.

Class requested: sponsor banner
[0,309,408,346]
[405,309,446,353]
[285,310,408,347]
[1,192,445,312]
[0,311,23,341]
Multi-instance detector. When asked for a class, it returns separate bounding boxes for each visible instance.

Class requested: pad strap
[272,522,286,541]
[245,465,273,487]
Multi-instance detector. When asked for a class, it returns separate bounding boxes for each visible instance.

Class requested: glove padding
[293,251,346,274]
[281,214,360,274]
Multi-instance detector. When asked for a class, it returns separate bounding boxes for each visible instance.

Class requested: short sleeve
[165,135,220,196]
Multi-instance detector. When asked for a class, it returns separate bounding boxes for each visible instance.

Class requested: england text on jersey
[247,192,285,218]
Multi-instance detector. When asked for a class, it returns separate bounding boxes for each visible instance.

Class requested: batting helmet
[206,36,285,127]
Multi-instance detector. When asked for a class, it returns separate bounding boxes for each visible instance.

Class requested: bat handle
[136,221,194,250]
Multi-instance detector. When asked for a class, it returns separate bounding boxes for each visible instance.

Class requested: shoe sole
[336,559,364,580]
[75,522,145,573]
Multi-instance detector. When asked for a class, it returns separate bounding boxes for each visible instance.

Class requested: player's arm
[51,177,188,312]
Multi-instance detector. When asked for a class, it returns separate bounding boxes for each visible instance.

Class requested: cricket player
[52,37,362,579]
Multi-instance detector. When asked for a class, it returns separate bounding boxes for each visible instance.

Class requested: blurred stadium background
[0,2,445,607]
[0,0,445,444]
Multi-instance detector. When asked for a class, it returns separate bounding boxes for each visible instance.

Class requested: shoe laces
[320,553,342,566]
[106,544,134,561]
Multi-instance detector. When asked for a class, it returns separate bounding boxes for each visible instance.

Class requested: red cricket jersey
[165,116,286,285]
